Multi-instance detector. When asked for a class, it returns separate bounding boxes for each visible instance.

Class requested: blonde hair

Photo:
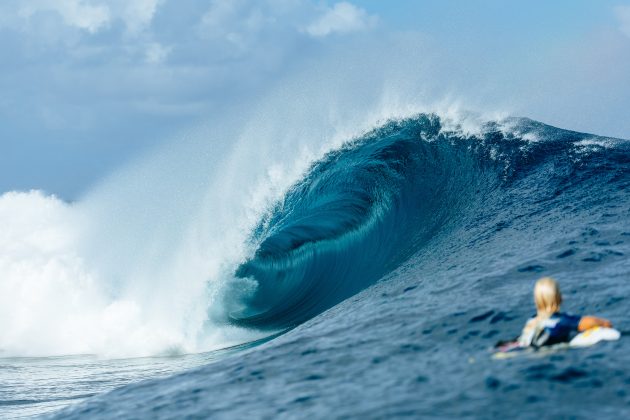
[534,277,562,317]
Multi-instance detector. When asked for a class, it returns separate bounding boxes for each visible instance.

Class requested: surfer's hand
[578,316,612,331]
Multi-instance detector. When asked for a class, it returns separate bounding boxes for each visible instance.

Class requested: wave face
[230,115,479,328]
[229,114,628,329]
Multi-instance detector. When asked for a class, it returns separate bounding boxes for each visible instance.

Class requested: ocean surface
[1,114,629,418]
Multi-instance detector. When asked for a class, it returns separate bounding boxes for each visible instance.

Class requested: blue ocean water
[2,114,629,418]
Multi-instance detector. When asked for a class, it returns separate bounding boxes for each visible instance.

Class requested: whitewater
[1,39,630,419]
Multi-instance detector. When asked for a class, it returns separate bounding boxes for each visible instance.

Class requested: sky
[1,0,630,199]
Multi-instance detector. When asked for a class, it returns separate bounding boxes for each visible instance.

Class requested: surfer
[517,277,612,348]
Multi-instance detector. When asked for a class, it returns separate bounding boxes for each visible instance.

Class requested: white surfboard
[569,327,621,348]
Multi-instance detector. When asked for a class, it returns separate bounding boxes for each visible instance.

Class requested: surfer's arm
[578,316,612,331]
[516,318,537,346]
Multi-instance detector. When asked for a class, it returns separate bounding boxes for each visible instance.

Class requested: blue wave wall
[229,114,629,329]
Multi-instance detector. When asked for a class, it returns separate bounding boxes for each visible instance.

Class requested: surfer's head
[534,277,562,317]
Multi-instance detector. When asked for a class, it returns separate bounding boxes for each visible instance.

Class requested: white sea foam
[574,137,619,149]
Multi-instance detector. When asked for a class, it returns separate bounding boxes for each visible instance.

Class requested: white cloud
[200,0,245,31]
[116,0,162,33]
[4,1,376,42]
[18,0,111,33]
[197,1,378,48]
[145,42,171,64]
[616,5,630,38]
[10,0,161,34]
[198,0,288,52]
[305,2,377,37]
[199,0,254,45]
